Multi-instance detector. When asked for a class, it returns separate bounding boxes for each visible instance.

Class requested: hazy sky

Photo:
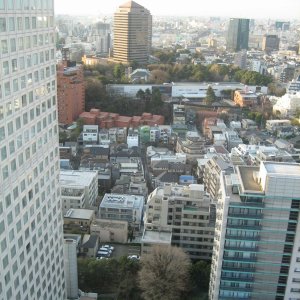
[55,0,300,19]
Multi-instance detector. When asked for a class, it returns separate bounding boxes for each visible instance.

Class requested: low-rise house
[79,234,99,258]
[64,208,95,234]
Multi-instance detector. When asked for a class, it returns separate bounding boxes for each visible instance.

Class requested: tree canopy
[138,245,191,300]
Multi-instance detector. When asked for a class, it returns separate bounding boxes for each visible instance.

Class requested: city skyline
[55,0,300,20]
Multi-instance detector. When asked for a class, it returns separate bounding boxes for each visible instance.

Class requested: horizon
[55,0,300,20]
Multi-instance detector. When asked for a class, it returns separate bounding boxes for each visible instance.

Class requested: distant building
[262,34,280,53]
[273,93,300,117]
[234,90,258,107]
[275,21,290,30]
[57,58,85,125]
[226,18,250,52]
[113,1,152,64]
[87,22,111,54]
[234,50,247,69]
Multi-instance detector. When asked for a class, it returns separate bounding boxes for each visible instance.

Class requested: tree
[139,245,191,300]
[189,260,211,292]
[205,86,216,105]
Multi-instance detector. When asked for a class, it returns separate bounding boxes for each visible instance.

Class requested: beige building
[90,219,128,243]
[143,183,216,260]
[113,1,152,65]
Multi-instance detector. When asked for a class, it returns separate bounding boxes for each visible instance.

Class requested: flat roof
[64,208,94,220]
[142,230,172,244]
[238,166,262,194]
[264,162,300,176]
[100,193,144,209]
[60,170,97,187]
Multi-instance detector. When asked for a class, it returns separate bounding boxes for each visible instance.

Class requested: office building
[113,0,152,65]
[209,162,300,300]
[262,34,280,53]
[0,0,66,299]
[226,18,250,52]
[143,183,216,260]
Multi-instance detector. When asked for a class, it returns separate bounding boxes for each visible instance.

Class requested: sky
[55,0,300,20]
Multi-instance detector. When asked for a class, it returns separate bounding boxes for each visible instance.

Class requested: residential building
[113,0,152,65]
[60,170,98,213]
[90,219,128,243]
[209,162,300,300]
[262,34,280,53]
[226,18,250,52]
[173,104,186,125]
[82,125,99,145]
[273,93,300,117]
[64,208,95,234]
[99,193,144,230]
[79,234,99,258]
[234,50,247,69]
[0,1,66,298]
[266,120,292,133]
[143,184,216,260]
[57,60,85,125]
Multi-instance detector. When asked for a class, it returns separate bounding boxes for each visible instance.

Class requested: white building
[127,130,139,148]
[0,1,66,299]
[273,92,300,117]
[64,239,79,300]
[82,125,99,144]
[209,162,300,300]
[99,194,144,230]
[60,170,98,213]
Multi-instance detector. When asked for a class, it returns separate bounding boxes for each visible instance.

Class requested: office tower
[0,1,66,299]
[57,49,85,125]
[113,0,152,65]
[64,239,79,299]
[262,34,280,53]
[209,162,300,300]
[226,18,250,52]
[88,22,111,54]
[234,49,247,69]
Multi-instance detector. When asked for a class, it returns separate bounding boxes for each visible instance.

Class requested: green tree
[189,260,211,292]
[136,89,145,100]
[139,245,191,300]
[205,86,216,105]
[113,63,125,81]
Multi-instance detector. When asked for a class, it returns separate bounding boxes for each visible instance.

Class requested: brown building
[262,34,280,53]
[234,90,258,107]
[57,62,85,125]
[113,1,152,65]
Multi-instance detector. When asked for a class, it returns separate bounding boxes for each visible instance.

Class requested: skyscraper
[0,1,66,299]
[262,34,280,53]
[226,18,250,52]
[113,0,152,65]
[209,162,300,300]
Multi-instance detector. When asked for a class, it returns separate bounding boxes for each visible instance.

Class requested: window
[12,59,18,72]
[3,61,9,75]
[10,38,16,52]
[1,40,8,54]
[0,18,6,32]
[8,17,15,31]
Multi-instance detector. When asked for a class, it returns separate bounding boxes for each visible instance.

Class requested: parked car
[99,247,112,254]
[128,255,140,260]
[103,245,114,251]
[97,250,110,258]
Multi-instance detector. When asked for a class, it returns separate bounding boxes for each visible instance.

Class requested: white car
[128,255,140,260]
[103,245,114,251]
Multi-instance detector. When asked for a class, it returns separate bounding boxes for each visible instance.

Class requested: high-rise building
[57,51,85,125]
[209,162,300,300]
[226,18,250,52]
[0,1,66,299]
[113,0,152,65]
[262,34,280,53]
[87,22,111,54]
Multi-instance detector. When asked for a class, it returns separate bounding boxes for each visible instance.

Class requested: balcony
[227,224,261,230]
[225,234,260,241]
[221,276,254,282]
[220,286,252,292]
[228,213,263,219]
[223,256,257,263]
[222,266,256,273]
[224,245,258,252]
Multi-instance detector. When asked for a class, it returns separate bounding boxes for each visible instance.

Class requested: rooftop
[100,193,144,209]
[142,230,172,244]
[264,162,300,176]
[237,166,262,194]
[64,208,95,220]
[60,170,97,187]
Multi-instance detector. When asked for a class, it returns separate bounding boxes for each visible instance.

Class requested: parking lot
[97,243,141,259]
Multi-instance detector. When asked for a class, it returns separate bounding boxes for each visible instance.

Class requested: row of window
[0,65,55,100]
[0,15,53,33]
[0,0,53,10]
[0,33,55,57]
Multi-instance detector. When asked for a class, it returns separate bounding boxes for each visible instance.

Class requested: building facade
[57,60,85,125]
[113,0,152,65]
[209,162,300,300]
[143,184,216,260]
[0,0,66,298]
[262,34,280,53]
[226,18,250,52]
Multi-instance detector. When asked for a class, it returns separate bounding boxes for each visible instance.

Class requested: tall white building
[0,1,66,299]
[209,162,300,300]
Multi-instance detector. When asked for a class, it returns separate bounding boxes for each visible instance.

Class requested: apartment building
[209,162,300,300]
[0,1,66,298]
[143,183,216,260]
[60,170,98,213]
